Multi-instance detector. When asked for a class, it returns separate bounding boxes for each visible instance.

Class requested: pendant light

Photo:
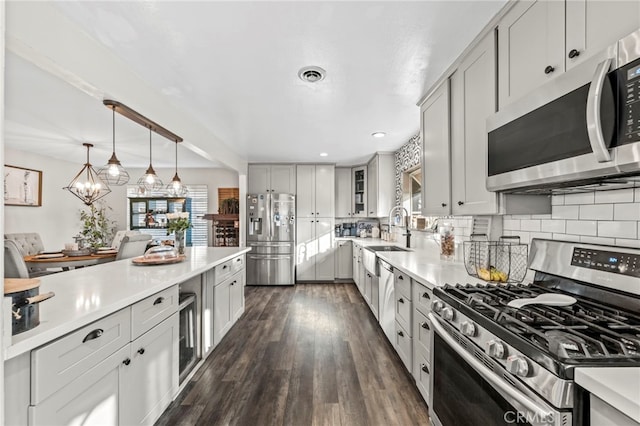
[64,143,111,205]
[98,105,130,185]
[166,140,188,197]
[138,127,163,192]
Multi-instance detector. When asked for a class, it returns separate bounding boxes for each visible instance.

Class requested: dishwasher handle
[378,259,393,273]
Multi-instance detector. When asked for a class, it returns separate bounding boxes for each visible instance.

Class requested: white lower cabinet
[412,281,433,404]
[29,312,179,426]
[296,218,335,281]
[335,240,353,280]
[394,321,412,373]
[363,269,379,320]
[214,270,245,346]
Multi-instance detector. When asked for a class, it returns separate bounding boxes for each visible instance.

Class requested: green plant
[79,201,117,249]
[166,212,192,234]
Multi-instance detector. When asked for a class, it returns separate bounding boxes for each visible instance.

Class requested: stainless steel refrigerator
[246,193,295,285]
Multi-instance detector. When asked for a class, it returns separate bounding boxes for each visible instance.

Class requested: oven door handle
[586,57,613,163]
[428,313,556,421]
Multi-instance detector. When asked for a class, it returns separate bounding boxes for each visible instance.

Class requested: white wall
[4,148,239,249]
[503,190,640,247]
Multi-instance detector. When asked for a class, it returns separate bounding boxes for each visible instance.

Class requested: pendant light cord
[175,141,178,173]
[112,106,116,153]
[149,127,153,167]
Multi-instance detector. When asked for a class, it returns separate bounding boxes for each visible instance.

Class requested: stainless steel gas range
[428,239,640,426]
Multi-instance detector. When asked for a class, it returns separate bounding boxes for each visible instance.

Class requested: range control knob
[431,300,444,313]
[506,355,530,377]
[442,307,455,321]
[460,321,476,337]
[485,340,507,359]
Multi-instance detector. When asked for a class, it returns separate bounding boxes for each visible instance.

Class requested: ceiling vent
[298,66,326,83]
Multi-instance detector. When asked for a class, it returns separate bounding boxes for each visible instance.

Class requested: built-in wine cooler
[178,293,199,384]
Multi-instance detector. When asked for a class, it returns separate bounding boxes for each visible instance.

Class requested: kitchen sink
[365,245,410,252]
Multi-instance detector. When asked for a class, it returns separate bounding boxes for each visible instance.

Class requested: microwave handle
[586,57,613,163]
[428,313,556,421]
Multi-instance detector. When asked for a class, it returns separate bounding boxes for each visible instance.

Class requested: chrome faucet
[388,206,411,248]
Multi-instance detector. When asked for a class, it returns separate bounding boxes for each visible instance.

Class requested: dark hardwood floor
[156,283,430,426]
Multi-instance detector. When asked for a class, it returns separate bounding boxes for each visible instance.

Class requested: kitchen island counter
[5,246,250,360]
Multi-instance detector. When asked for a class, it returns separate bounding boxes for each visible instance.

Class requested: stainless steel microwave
[487,28,640,193]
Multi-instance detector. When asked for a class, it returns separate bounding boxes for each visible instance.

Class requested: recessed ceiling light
[320,152,328,157]
[298,66,326,83]
[372,132,386,138]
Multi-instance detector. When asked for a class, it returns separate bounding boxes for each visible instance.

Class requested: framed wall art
[4,165,42,206]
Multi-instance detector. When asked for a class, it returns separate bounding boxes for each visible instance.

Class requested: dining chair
[116,234,153,260]
[4,239,30,278]
[4,232,46,255]
[110,230,141,250]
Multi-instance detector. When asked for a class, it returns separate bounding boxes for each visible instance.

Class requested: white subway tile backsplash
[520,220,541,232]
[503,219,520,231]
[552,206,579,220]
[564,193,595,205]
[615,238,640,248]
[635,188,640,202]
[579,236,616,245]
[511,231,530,244]
[613,203,640,221]
[566,220,597,236]
[531,214,552,219]
[510,214,532,220]
[541,220,566,233]
[597,221,637,239]
[529,232,552,241]
[594,188,634,204]
[551,195,565,206]
[579,204,613,220]
[552,233,581,242]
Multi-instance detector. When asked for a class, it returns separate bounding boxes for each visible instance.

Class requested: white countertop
[5,246,251,360]
[575,367,640,422]
[343,237,485,289]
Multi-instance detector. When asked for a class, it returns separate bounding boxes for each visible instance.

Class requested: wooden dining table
[24,252,117,270]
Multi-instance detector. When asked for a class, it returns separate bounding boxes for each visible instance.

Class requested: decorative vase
[175,230,186,255]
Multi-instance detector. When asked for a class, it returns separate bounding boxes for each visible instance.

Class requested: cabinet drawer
[215,259,234,283]
[31,308,131,405]
[413,282,433,316]
[131,286,179,339]
[394,269,411,300]
[396,292,412,335]
[394,321,412,373]
[413,347,431,404]
[413,309,431,361]
[230,255,245,274]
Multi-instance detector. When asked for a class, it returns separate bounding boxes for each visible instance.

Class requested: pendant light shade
[138,127,163,192]
[98,106,129,185]
[64,143,111,205]
[166,140,188,197]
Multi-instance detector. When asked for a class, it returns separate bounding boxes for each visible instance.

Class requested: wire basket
[463,235,528,284]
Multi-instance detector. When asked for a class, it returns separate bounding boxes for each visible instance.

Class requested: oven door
[428,314,570,426]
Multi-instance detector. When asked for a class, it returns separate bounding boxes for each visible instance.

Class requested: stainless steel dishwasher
[378,259,395,345]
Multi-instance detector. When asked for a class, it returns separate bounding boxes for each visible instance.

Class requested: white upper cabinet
[352,166,368,217]
[565,0,640,70]
[421,79,451,216]
[450,31,499,215]
[367,153,396,218]
[296,164,335,218]
[335,167,353,218]
[498,0,565,109]
[499,0,640,109]
[248,164,296,194]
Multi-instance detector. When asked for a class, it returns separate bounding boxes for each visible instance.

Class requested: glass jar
[439,222,455,260]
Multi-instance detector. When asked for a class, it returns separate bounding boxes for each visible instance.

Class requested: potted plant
[78,201,117,250]
[166,212,191,254]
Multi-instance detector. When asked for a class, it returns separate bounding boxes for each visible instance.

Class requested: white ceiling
[5,1,506,170]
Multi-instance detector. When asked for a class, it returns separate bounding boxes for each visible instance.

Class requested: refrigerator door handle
[249,255,292,261]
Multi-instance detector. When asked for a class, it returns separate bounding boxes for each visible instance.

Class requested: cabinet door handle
[398,330,404,337]
[223,265,228,269]
[398,298,405,304]
[123,358,131,366]
[422,292,430,300]
[369,211,373,214]
[457,201,464,206]
[568,49,580,59]
[82,328,104,343]
[421,364,430,374]
[398,275,404,280]
[138,348,145,355]
[421,322,430,330]
[316,212,319,215]
[441,203,447,207]
[544,65,555,74]
[153,297,165,305]
[231,281,236,286]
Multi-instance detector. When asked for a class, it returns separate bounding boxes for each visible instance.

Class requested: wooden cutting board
[4,278,40,294]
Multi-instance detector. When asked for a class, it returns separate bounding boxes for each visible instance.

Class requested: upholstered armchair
[116,234,152,260]
[4,233,45,255]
